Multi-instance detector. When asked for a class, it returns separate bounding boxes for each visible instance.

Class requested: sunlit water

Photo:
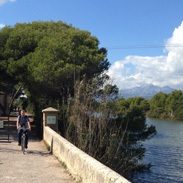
[130,118,183,183]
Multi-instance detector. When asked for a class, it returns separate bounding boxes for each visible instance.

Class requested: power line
[106,44,183,50]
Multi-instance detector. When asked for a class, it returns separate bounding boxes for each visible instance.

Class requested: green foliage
[0,20,109,86]
[117,97,150,114]
[0,20,109,121]
[148,90,183,120]
[66,76,156,177]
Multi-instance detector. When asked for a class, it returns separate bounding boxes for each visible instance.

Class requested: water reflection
[131,118,183,183]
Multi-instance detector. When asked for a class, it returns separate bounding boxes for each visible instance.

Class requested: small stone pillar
[42,107,59,132]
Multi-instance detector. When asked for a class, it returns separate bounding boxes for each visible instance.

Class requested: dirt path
[0,115,76,183]
[0,140,76,183]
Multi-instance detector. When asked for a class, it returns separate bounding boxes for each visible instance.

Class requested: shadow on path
[0,143,51,156]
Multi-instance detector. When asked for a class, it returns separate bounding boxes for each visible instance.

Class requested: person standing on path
[16,110,31,148]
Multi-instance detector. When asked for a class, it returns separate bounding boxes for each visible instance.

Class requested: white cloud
[108,21,183,90]
[0,0,16,5]
[0,23,5,29]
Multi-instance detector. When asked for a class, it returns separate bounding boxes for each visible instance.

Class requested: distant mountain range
[119,84,175,99]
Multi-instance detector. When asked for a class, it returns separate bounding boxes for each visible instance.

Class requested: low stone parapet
[44,126,131,183]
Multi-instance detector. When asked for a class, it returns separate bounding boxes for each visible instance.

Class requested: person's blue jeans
[18,129,29,147]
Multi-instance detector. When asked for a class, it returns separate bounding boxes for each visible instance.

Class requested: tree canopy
[0,21,110,111]
[148,90,183,120]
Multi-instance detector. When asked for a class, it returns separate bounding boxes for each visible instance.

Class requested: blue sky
[1,0,183,90]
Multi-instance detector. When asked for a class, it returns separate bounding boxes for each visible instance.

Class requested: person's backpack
[18,115,28,127]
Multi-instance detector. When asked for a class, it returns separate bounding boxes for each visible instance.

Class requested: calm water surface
[131,118,183,183]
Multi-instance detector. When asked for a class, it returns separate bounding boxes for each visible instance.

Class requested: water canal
[131,118,183,183]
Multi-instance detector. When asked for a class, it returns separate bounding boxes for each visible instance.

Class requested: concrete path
[0,140,76,183]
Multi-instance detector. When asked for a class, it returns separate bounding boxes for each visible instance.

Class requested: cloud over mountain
[120,84,175,99]
[108,21,183,90]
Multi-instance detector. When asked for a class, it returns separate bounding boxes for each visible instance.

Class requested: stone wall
[43,126,131,183]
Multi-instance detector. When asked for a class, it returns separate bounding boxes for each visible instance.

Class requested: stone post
[42,107,59,132]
